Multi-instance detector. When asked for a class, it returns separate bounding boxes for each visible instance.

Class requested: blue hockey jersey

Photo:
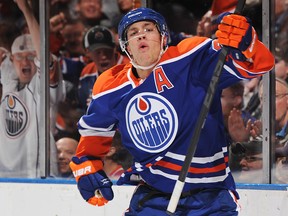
[76,36,274,195]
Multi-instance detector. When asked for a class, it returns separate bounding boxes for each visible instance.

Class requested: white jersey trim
[165,147,228,164]
[79,117,115,131]
[79,129,115,137]
[159,38,212,66]
[148,166,230,183]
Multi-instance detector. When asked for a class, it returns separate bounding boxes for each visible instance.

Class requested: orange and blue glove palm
[216,13,259,60]
[69,156,114,206]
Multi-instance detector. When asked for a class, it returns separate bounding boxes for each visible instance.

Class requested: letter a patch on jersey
[154,66,174,93]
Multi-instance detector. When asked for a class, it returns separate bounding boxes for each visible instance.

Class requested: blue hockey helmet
[118,7,169,50]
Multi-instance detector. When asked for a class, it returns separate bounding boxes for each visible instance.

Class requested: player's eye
[128,30,138,37]
[143,26,155,33]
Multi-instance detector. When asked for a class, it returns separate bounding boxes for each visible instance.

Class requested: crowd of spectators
[0,0,287,184]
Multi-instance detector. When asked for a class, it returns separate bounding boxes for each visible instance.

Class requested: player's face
[11,51,36,85]
[89,47,117,73]
[126,21,162,67]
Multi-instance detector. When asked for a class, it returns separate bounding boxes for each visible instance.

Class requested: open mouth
[99,62,111,71]
[22,67,31,75]
[85,7,98,17]
[139,42,148,51]
[241,167,250,171]
[100,62,109,68]
[86,7,96,13]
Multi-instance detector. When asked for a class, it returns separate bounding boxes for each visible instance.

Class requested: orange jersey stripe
[155,159,227,174]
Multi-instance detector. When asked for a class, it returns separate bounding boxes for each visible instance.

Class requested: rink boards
[0,178,287,216]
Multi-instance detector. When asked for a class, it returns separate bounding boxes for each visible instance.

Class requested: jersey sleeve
[227,40,275,78]
[182,37,275,89]
[76,96,116,158]
[76,64,127,158]
[216,40,274,89]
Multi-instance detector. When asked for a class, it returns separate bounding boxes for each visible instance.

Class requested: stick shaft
[166,46,229,215]
[166,180,185,215]
[166,0,246,214]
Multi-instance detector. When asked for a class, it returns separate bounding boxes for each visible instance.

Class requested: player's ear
[163,35,168,50]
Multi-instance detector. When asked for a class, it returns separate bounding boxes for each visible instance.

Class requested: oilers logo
[126,92,178,153]
[2,94,29,137]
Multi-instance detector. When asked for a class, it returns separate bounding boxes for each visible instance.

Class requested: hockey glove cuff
[70,156,114,206]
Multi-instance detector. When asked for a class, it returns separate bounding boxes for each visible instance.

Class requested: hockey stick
[166,0,246,214]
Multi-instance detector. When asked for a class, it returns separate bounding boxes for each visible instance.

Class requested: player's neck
[132,66,152,80]
[137,69,152,79]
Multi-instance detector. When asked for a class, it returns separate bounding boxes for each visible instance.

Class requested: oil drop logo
[2,94,28,137]
[126,92,178,153]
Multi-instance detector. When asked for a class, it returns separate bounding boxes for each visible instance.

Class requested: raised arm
[14,0,40,59]
[216,13,275,74]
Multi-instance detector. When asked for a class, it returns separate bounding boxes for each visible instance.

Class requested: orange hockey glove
[70,156,114,206]
[216,13,259,59]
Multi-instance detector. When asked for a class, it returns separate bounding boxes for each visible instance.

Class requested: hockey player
[69,7,274,215]
[0,0,64,177]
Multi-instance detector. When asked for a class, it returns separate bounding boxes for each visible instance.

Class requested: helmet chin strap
[123,34,167,71]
